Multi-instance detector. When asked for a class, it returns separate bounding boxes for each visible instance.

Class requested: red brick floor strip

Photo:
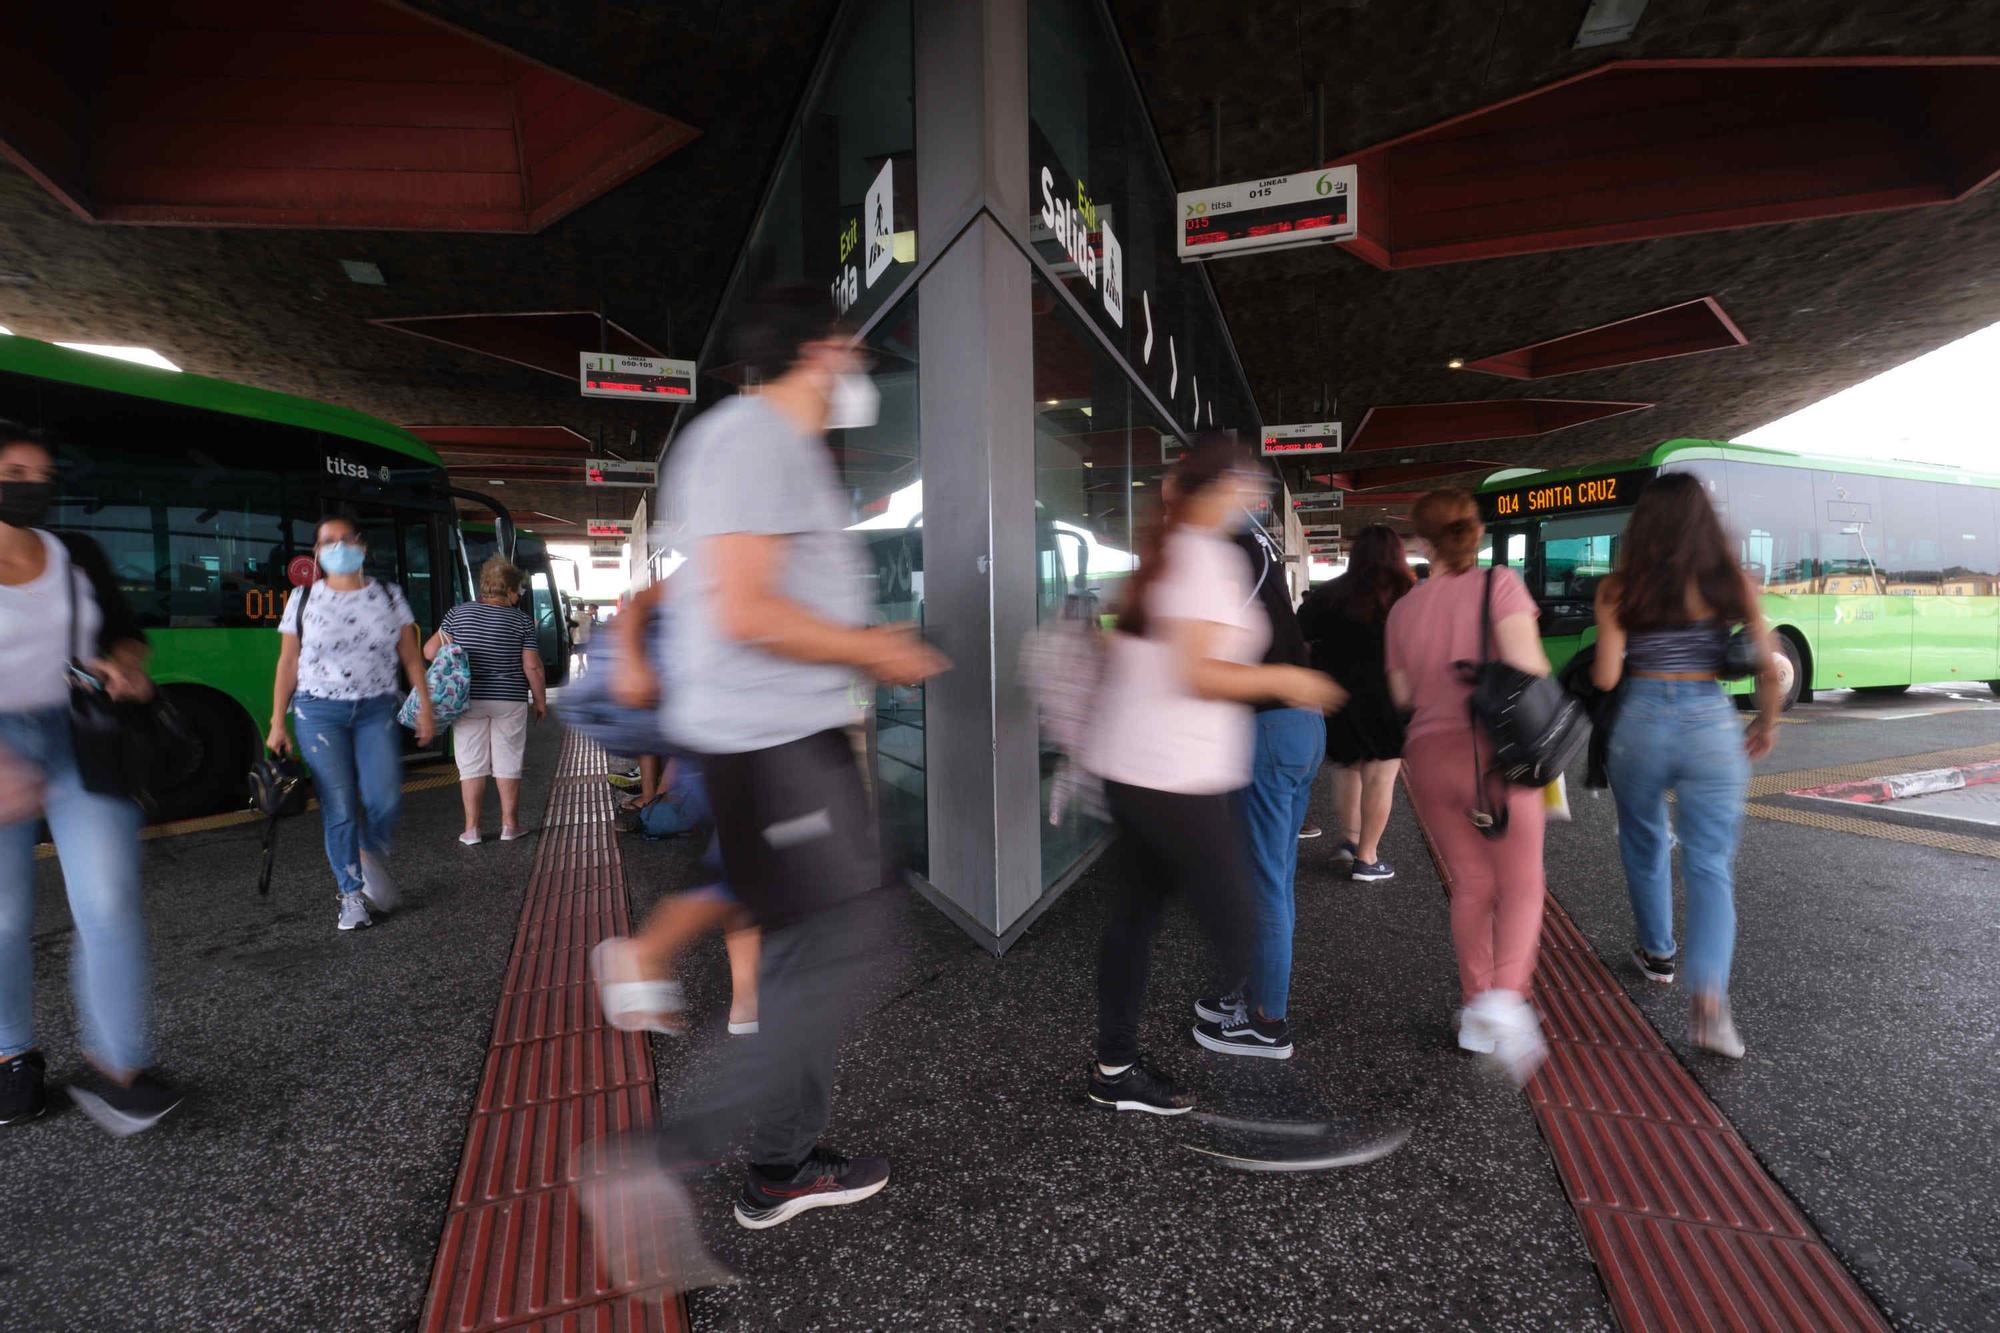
[421,732,687,1333]
[1405,794,1890,1332]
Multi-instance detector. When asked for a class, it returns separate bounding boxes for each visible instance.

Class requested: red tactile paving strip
[1406,800,1889,1333]
[422,733,687,1333]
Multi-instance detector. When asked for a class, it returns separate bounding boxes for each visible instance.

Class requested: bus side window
[1725,461,1815,594]
[1883,478,1941,594]
[1936,485,1999,594]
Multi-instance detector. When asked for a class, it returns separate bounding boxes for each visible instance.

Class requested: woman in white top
[1083,436,1344,1116]
[268,515,435,932]
[0,421,183,1134]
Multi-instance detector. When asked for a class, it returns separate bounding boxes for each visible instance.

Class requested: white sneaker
[337,893,373,931]
[1472,989,1547,1086]
[1456,1008,1497,1054]
[359,851,398,914]
[1691,998,1747,1059]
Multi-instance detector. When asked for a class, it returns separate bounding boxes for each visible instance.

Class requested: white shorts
[454,700,530,779]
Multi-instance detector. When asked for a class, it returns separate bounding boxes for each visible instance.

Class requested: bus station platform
[6,688,1998,1331]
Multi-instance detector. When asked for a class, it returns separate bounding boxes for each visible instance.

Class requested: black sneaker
[1632,948,1677,984]
[1192,991,1244,1025]
[1193,1012,1295,1060]
[1297,824,1323,840]
[1349,857,1396,882]
[1087,1060,1195,1115]
[0,1051,47,1125]
[67,1069,184,1137]
[1333,838,1359,864]
[733,1147,890,1230]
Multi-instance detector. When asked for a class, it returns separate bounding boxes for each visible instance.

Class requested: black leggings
[1095,780,1254,1065]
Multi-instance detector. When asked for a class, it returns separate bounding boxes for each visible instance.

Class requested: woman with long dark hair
[1299,524,1416,881]
[1592,471,1779,1058]
[1386,489,1552,1083]
[1083,436,1343,1112]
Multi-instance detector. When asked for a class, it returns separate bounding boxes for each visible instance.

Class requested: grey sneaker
[359,851,398,914]
[1691,998,1746,1059]
[337,893,373,931]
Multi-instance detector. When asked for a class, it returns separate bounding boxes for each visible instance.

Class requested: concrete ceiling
[3,0,1997,544]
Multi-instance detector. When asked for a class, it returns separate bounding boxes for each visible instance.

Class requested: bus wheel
[1746,633,1806,712]
[153,689,253,823]
[1854,683,1910,696]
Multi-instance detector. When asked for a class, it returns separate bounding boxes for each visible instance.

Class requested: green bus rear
[2,335,469,817]
[1478,440,2000,706]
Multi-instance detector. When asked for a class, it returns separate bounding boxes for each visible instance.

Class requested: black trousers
[1095,780,1255,1065]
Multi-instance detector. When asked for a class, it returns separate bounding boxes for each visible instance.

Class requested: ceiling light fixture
[0,324,11,335]
[486,480,508,486]
[340,260,387,286]
[1446,357,1465,370]
[1044,399,1060,406]
[56,343,181,372]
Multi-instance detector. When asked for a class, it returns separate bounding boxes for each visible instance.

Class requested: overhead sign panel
[1262,422,1343,459]
[584,519,634,538]
[579,352,697,402]
[1291,489,1345,511]
[1303,524,1343,539]
[1177,166,1357,262]
[584,459,656,489]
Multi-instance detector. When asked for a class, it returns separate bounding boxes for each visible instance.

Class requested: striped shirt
[439,600,537,702]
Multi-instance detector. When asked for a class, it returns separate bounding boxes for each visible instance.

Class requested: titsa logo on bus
[326,455,391,484]
[1496,477,1617,516]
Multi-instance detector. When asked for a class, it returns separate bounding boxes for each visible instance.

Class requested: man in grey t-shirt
[595,284,946,1252]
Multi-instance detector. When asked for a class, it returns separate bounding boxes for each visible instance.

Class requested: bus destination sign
[580,352,697,402]
[1484,470,1647,521]
[1262,422,1342,459]
[1177,166,1358,262]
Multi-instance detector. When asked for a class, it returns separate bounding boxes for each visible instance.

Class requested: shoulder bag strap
[55,534,84,668]
[1481,565,1497,665]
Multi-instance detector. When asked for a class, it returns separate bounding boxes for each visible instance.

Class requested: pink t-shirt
[1384,566,1539,744]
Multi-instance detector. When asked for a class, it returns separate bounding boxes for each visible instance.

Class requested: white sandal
[589,939,686,1035]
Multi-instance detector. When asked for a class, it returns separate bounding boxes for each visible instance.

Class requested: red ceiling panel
[1328,59,2000,270]
[0,1,697,232]
[1349,400,1651,452]
[1463,298,1748,380]
[372,312,662,379]
[408,425,596,458]
[1323,458,1506,491]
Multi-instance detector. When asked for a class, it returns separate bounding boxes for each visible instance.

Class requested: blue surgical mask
[318,542,365,575]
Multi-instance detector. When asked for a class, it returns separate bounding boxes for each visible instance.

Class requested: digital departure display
[1482,470,1650,521]
[1185,196,1349,252]
[579,352,698,403]
[1262,421,1343,459]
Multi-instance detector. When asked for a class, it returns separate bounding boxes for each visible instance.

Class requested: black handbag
[1718,627,1763,682]
[1456,568,1591,837]
[61,538,193,812]
[247,753,312,895]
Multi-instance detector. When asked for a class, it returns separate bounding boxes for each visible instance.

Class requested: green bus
[1476,439,2000,709]
[1,334,504,818]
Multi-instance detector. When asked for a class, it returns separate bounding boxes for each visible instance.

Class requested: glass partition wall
[676,0,1260,949]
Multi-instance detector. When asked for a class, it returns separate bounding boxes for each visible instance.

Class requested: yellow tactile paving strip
[1743,742,2000,857]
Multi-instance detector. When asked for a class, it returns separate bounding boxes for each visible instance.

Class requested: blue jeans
[1605,677,1750,996]
[0,707,151,1071]
[294,694,403,896]
[1240,707,1327,1019]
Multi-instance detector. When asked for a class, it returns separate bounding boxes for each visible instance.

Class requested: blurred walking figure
[1185,494,1343,1060]
[1299,525,1415,882]
[1386,490,1551,1083]
[0,421,182,1134]
[570,607,592,675]
[1084,436,1344,1107]
[429,556,546,844]
[1592,472,1779,1059]
[585,282,945,1249]
[268,515,435,931]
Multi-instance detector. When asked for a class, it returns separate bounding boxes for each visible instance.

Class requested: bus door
[1812,472,1910,688]
[523,563,572,687]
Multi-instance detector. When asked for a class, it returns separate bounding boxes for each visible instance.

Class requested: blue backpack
[560,610,678,758]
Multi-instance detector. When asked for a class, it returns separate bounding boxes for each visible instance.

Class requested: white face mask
[827,372,880,431]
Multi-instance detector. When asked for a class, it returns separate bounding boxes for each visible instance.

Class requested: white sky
[1735,319,2000,468]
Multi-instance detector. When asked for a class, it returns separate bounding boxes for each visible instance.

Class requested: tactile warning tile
[1402,784,1889,1332]
[422,732,687,1333]
[1744,799,2000,859]
[1747,742,2000,798]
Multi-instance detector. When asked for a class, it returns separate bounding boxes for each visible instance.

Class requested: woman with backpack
[1385,489,1552,1084]
[1298,524,1415,883]
[1591,472,1780,1059]
[0,421,183,1134]
[1081,436,1343,1114]
[268,514,435,932]
[428,556,546,845]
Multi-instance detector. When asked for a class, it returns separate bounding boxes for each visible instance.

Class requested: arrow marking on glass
[1169,336,1178,397]
[1143,292,1154,364]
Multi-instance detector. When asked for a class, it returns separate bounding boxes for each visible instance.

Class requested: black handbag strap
[1467,566,1508,839]
[257,818,280,896]
[57,533,83,668]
